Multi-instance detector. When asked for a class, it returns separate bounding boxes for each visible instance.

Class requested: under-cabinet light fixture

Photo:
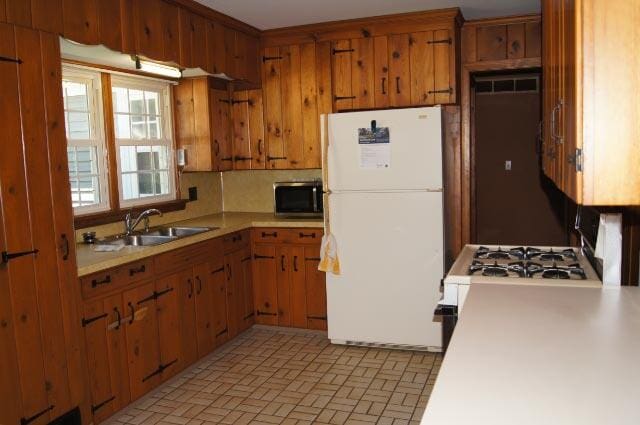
[134,57,182,78]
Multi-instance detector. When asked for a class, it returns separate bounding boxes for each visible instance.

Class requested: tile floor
[105,326,442,425]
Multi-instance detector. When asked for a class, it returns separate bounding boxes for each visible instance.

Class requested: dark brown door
[474,75,567,245]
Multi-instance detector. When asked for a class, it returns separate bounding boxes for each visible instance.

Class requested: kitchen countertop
[76,212,323,277]
[422,284,640,425]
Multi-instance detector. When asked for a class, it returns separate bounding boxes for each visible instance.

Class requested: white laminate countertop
[75,212,323,277]
[422,284,640,425]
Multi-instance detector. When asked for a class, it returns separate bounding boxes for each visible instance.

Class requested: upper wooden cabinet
[174,77,264,172]
[179,8,208,71]
[542,0,640,205]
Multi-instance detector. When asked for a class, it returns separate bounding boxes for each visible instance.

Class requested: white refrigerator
[323,106,444,351]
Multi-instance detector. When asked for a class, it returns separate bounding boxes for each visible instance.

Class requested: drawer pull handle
[305,257,321,261]
[91,275,111,288]
[196,276,202,294]
[293,255,298,272]
[299,232,316,238]
[261,231,278,238]
[128,302,135,325]
[427,37,452,45]
[428,87,453,95]
[396,77,401,94]
[254,254,275,260]
[188,278,194,298]
[114,307,121,330]
[281,255,286,271]
[129,264,146,276]
[307,315,328,321]
[257,310,277,316]
[381,77,386,95]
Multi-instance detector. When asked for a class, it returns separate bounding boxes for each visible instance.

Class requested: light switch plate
[505,160,512,171]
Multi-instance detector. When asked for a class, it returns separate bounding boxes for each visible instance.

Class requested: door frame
[460,57,541,246]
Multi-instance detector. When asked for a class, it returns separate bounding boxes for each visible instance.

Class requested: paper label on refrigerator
[358,127,390,169]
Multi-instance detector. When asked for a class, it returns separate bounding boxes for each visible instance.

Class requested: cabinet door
[238,247,255,331]
[194,262,215,357]
[351,37,375,110]
[155,273,182,380]
[224,253,240,338]
[231,90,252,170]
[210,261,229,344]
[178,269,198,368]
[248,89,266,168]
[82,294,130,423]
[561,0,579,201]
[179,9,208,70]
[160,0,180,64]
[262,46,286,169]
[331,39,353,110]
[304,247,328,330]
[388,34,411,107]
[62,0,99,45]
[134,0,164,60]
[300,43,321,168]
[123,283,160,400]
[210,88,233,171]
[281,44,305,168]
[206,20,226,74]
[373,36,390,108]
[290,246,307,328]
[252,244,279,325]
[275,245,292,326]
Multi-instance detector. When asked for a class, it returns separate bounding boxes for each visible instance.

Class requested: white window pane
[67,112,91,139]
[156,171,170,195]
[67,148,77,173]
[112,86,129,113]
[115,114,131,139]
[152,146,168,169]
[131,116,147,139]
[137,172,155,196]
[148,119,160,139]
[129,89,145,114]
[63,80,88,111]
[119,146,138,172]
[121,173,139,200]
[145,91,159,115]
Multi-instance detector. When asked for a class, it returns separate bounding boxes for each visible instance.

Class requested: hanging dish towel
[318,233,341,275]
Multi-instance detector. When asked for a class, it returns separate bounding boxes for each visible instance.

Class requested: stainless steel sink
[96,226,213,248]
[147,226,214,238]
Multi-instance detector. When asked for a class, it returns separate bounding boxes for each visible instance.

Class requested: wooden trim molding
[74,199,189,228]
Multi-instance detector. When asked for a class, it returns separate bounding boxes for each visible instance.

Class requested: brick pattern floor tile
[104,326,441,425]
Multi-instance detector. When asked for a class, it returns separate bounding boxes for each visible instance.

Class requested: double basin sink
[101,226,216,247]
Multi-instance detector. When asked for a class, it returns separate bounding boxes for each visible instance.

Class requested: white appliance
[323,107,444,351]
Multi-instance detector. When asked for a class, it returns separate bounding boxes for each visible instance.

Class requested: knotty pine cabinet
[251,228,327,330]
[222,231,255,337]
[261,44,324,169]
[542,0,640,205]
[174,77,265,171]
[331,31,455,111]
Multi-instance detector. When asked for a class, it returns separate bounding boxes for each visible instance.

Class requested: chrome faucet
[124,209,162,235]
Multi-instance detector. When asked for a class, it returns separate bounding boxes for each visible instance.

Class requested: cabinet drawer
[81,268,125,299]
[223,230,250,253]
[155,239,221,275]
[252,228,293,244]
[290,228,323,244]
[121,258,155,283]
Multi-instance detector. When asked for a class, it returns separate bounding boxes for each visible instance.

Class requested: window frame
[62,62,184,226]
[110,75,177,208]
[62,65,111,214]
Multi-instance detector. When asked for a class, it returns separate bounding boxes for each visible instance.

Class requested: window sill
[74,199,189,229]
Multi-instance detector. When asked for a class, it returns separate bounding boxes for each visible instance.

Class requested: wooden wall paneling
[300,43,321,168]
[244,35,260,84]
[280,44,304,168]
[525,21,542,58]
[120,0,136,55]
[0,22,27,425]
[507,23,526,59]
[262,46,286,169]
[63,0,99,45]
[442,105,462,268]
[96,0,124,52]
[232,90,252,170]
[122,283,160,401]
[16,26,73,420]
[206,20,226,74]
[388,33,411,107]
[373,36,389,108]
[315,41,333,117]
[210,88,233,171]
[233,30,250,81]
[433,29,453,104]
[330,39,353,110]
[247,89,266,169]
[409,31,435,106]
[461,24,477,64]
[223,25,236,77]
[4,0,31,27]
[30,0,63,34]
[350,37,375,109]
[161,0,180,64]
[475,24,507,61]
[40,29,90,421]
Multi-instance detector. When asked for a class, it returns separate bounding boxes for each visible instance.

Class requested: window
[62,67,109,213]
[62,65,177,218]
[111,77,175,207]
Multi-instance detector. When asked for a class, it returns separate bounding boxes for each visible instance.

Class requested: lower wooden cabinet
[225,239,255,338]
[252,228,327,330]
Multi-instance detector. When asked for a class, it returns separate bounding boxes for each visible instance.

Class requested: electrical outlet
[505,160,512,171]
[188,186,197,201]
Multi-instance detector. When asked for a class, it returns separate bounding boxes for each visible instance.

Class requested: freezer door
[327,107,443,191]
[326,190,444,348]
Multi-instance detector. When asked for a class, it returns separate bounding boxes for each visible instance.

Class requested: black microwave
[273,181,323,218]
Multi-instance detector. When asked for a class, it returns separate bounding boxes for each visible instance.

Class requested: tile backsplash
[222,169,322,213]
